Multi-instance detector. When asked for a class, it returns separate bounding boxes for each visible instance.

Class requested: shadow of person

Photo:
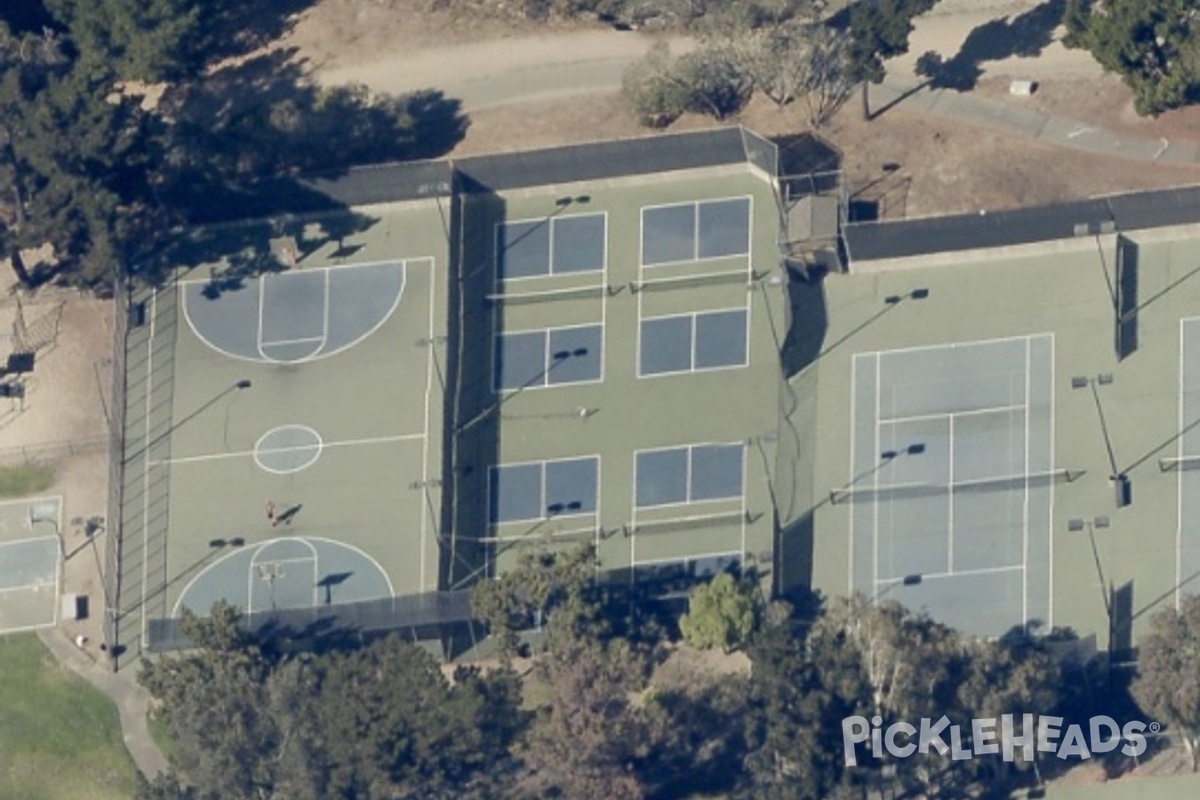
[276,504,303,526]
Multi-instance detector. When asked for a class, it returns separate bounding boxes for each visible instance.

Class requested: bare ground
[0,288,114,658]
[458,92,1200,219]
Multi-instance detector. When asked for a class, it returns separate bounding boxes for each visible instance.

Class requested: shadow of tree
[164,49,467,189]
[129,47,467,290]
[192,0,322,73]
[915,0,1065,91]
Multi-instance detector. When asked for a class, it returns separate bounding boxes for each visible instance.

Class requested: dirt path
[315,29,695,110]
[888,0,1103,80]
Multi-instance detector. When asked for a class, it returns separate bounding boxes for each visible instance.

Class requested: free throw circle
[254,425,323,474]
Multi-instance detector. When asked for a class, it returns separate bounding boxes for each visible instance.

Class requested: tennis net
[1159,456,1200,473]
[830,469,1074,505]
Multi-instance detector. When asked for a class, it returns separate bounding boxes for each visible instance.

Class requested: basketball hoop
[269,236,299,269]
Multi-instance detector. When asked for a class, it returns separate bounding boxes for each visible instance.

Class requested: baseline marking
[1022,336,1031,627]
[420,259,434,592]
[881,404,1026,426]
[875,563,1023,584]
[174,535,396,617]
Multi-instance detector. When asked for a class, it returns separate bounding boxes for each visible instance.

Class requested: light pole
[1072,374,1130,507]
[457,348,590,435]
[1068,515,1114,663]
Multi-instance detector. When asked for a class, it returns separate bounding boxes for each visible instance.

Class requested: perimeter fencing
[144,589,478,654]
[0,436,107,466]
[103,276,129,669]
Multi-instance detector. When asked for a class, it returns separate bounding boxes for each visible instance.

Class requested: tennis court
[0,497,61,633]
[1176,318,1200,596]
[847,335,1054,637]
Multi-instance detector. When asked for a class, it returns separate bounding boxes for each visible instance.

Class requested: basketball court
[0,497,61,633]
[118,248,446,651]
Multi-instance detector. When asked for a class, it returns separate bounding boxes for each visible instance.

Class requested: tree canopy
[844,0,940,118]
[1131,594,1200,771]
[1063,0,1200,115]
[138,603,527,800]
[679,572,759,652]
[0,0,466,290]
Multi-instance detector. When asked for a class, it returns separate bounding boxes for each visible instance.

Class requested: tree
[470,543,601,657]
[1132,594,1200,771]
[135,773,196,800]
[844,0,940,119]
[957,637,1062,786]
[620,41,693,128]
[519,635,653,800]
[44,0,201,83]
[0,21,168,289]
[673,48,753,120]
[141,604,526,799]
[722,20,852,126]
[679,572,759,652]
[809,596,965,797]
[1062,0,1200,116]
[737,603,863,800]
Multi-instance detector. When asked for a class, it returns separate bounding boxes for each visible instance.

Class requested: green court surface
[801,230,1200,647]
[0,497,61,634]
[113,136,795,654]
[117,200,451,652]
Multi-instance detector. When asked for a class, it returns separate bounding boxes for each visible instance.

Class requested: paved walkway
[873,76,1200,166]
[37,629,168,780]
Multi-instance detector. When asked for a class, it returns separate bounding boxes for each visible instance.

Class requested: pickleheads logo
[842,715,1156,767]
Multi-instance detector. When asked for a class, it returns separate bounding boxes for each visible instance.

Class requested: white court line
[848,354,858,594]
[1022,335,1032,628]
[322,268,331,351]
[856,333,1038,360]
[873,353,881,599]
[175,259,408,285]
[1178,320,1191,610]
[881,404,1026,426]
[151,432,426,466]
[0,495,62,512]
[0,618,57,635]
[141,291,157,646]
[947,414,955,572]
[420,258,434,592]
[249,538,319,615]
[258,335,323,347]
[255,275,267,360]
[597,232,609,565]
[1048,333,1056,629]
[173,534,399,619]
[1022,336,1031,627]
[0,582,57,596]
[876,564,1024,584]
[250,556,316,567]
[0,532,62,550]
[183,261,409,366]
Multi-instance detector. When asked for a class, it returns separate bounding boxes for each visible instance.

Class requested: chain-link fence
[103,277,128,670]
[0,436,107,466]
[145,589,477,653]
